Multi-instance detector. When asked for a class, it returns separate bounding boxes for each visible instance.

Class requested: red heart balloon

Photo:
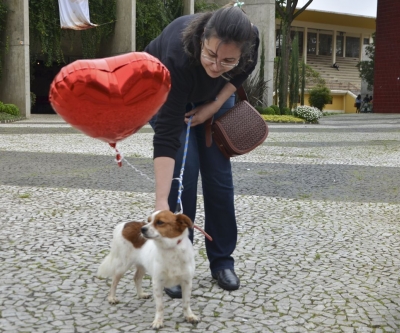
[49,52,170,143]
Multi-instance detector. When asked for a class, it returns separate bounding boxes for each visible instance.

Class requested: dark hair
[182,3,256,75]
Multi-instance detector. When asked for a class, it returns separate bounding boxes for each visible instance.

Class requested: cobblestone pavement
[1,113,400,333]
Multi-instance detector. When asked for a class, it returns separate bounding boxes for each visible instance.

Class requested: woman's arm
[184,82,237,127]
[154,156,175,211]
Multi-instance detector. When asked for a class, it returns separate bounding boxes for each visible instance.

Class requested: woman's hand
[184,82,237,127]
[184,101,219,127]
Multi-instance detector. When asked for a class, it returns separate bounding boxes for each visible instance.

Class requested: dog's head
[141,210,193,244]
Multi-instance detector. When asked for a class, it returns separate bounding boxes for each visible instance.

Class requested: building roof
[294,9,376,30]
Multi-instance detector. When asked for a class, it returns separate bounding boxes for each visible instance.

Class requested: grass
[261,109,340,123]
[262,114,306,123]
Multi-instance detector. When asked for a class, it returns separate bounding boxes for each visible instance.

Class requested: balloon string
[109,143,155,183]
[109,143,122,167]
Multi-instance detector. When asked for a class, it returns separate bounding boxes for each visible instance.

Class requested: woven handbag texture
[215,101,268,152]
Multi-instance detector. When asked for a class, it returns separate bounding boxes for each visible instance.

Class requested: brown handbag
[205,87,269,159]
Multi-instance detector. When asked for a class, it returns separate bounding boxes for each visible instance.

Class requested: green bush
[0,101,5,113]
[264,107,275,115]
[282,107,292,115]
[255,106,274,115]
[308,86,332,111]
[255,106,264,114]
[269,105,280,115]
[3,104,20,116]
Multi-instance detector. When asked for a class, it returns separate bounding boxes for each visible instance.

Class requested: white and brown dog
[97,210,199,329]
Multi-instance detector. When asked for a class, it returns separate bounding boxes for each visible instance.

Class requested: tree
[300,59,305,105]
[356,33,375,90]
[278,23,287,112]
[256,33,267,106]
[0,0,7,79]
[275,0,314,108]
[274,58,325,111]
[289,34,299,110]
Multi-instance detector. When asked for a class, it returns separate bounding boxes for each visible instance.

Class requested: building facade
[373,0,400,114]
[275,8,376,113]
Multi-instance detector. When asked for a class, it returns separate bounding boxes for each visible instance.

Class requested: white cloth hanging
[58,0,97,30]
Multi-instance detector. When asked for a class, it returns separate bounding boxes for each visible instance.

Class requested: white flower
[293,106,323,122]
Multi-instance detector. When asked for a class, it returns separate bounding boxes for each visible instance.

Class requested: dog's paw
[138,292,151,299]
[107,296,119,304]
[186,313,200,324]
[151,318,164,329]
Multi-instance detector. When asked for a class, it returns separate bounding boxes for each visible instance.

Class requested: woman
[145,2,259,297]
[355,94,362,113]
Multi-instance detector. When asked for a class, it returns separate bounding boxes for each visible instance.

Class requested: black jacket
[145,14,260,159]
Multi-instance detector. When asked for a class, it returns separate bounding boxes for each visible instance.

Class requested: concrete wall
[109,0,136,55]
[0,0,30,117]
[183,0,194,15]
[302,91,358,113]
[374,0,400,113]
[345,92,357,113]
[326,94,344,112]
[245,0,275,107]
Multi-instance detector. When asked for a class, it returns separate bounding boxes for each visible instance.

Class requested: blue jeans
[150,95,237,274]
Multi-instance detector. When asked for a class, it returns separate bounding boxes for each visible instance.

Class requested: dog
[97,210,199,329]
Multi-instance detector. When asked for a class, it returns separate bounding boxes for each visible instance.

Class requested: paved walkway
[1,113,400,333]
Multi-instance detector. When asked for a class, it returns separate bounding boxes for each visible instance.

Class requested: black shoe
[212,269,240,291]
[164,285,182,299]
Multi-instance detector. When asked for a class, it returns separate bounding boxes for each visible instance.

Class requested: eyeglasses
[201,52,239,69]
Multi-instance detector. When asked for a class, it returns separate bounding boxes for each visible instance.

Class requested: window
[345,37,360,58]
[336,35,344,57]
[319,34,333,56]
[307,32,317,55]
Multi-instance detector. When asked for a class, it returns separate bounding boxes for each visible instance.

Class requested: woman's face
[200,37,241,78]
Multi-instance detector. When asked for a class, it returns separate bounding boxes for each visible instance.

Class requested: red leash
[194,225,213,241]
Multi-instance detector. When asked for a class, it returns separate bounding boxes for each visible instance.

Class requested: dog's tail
[97,223,132,278]
[97,253,115,278]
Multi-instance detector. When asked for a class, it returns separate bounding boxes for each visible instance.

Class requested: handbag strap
[205,86,247,147]
[236,86,248,102]
[205,118,213,147]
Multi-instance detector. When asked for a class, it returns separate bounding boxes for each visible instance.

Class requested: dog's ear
[176,214,193,229]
